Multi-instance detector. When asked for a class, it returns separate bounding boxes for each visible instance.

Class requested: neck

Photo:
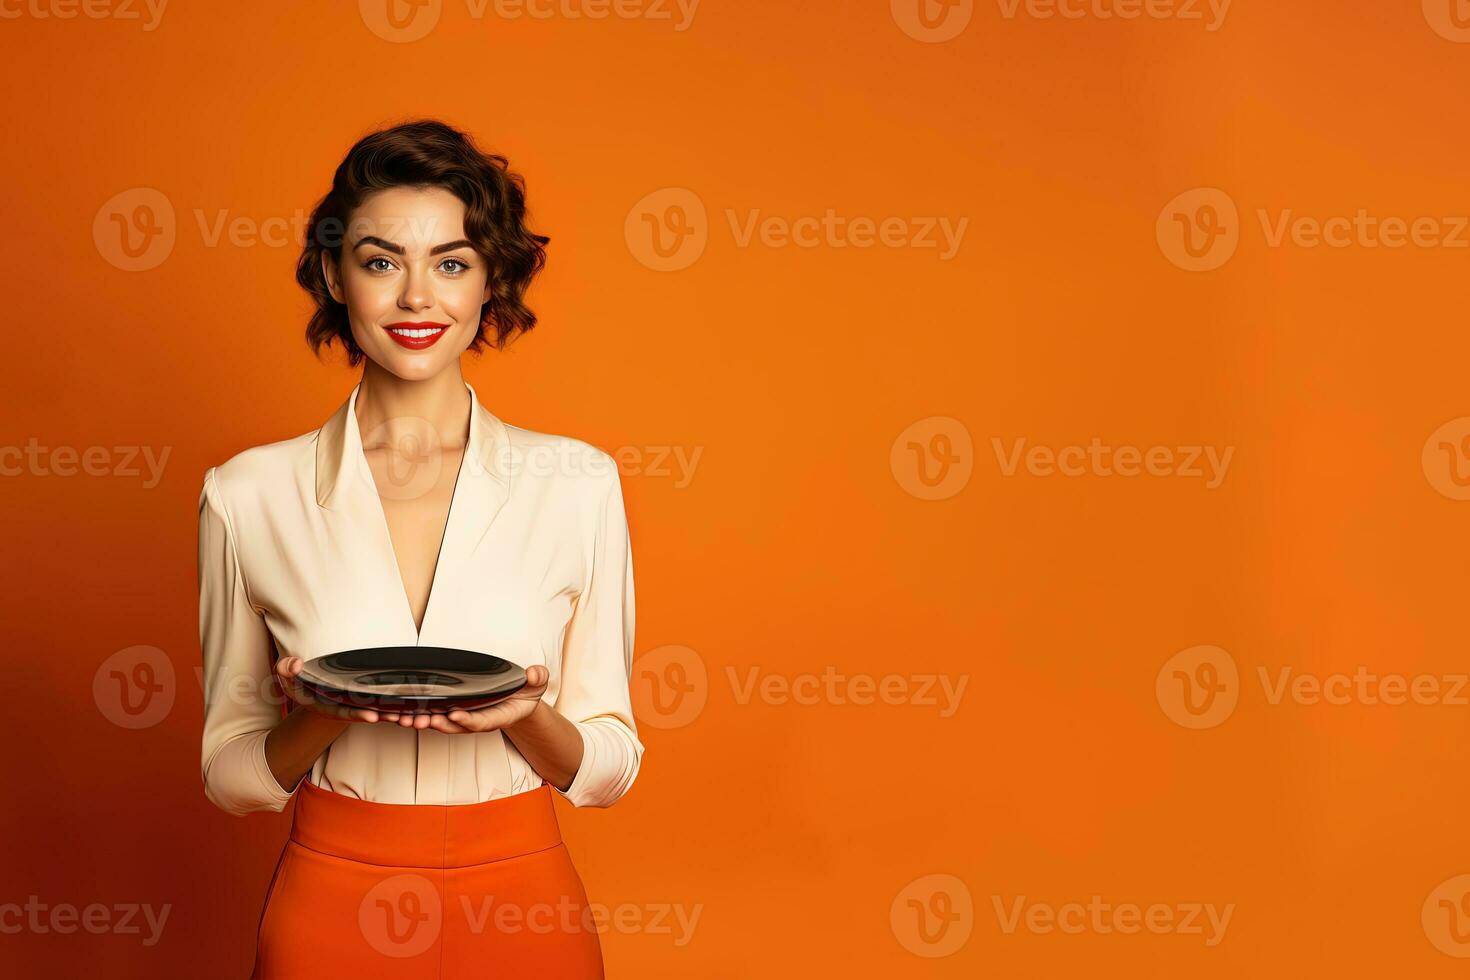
[354,361,472,453]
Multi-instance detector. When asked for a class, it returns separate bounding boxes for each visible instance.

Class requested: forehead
[348,186,467,246]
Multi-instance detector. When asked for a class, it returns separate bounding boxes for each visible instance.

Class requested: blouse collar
[313,379,512,514]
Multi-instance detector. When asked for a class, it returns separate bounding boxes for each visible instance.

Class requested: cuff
[248,730,298,811]
[549,718,642,809]
[204,729,297,816]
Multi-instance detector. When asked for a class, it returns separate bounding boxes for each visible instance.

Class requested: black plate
[296,646,527,714]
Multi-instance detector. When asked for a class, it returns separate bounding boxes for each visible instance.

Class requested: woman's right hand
[274,656,386,724]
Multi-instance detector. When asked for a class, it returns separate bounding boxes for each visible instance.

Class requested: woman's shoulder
[202,427,318,502]
[499,420,620,500]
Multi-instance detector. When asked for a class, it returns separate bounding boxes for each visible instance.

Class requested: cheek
[442,275,489,322]
[341,271,392,315]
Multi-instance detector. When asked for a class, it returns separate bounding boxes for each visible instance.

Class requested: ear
[322,252,343,304]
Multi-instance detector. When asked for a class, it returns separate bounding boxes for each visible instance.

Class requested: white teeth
[387,326,445,338]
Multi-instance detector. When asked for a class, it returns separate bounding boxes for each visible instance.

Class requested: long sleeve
[197,466,295,816]
[550,463,644,808]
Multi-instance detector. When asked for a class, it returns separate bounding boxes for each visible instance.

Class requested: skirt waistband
[291,779,563,869]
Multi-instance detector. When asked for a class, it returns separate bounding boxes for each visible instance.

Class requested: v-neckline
[353,394,472,646]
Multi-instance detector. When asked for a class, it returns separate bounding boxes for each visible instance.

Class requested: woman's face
[323,185,491,381]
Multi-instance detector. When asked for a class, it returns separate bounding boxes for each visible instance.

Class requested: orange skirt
[251,778,605,979]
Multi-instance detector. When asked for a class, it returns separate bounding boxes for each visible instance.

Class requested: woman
[196,119,642,978]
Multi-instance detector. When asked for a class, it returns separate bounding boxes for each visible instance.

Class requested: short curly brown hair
[296,118,549,365]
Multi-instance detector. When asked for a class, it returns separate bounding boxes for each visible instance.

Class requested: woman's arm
[263,699,351,795]
[403,664,586,791]
[517,461,644,807]
[264,656,399,793]
[414,457,644,806]
[503,694,585,792]
[199,468,380,812]
[198,467,300,816]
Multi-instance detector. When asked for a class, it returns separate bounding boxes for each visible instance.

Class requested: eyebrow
[353,236,475,256]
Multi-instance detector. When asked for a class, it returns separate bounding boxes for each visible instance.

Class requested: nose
[398,263,435,312]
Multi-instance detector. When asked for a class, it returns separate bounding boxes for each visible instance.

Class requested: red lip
[382,321,450,351]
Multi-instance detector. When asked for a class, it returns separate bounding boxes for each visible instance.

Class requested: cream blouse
[196,380,642,815]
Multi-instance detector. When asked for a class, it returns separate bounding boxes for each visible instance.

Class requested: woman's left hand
[379,665,550,734]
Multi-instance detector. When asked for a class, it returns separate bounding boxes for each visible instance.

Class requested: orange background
[5,0,1470,976]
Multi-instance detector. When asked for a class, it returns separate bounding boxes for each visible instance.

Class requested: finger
[356,708,380,723]
[413,713,432,729]
[447,710,488,732]
[429,714,468,734]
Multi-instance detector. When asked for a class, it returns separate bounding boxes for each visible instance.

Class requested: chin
[380,355,456,381]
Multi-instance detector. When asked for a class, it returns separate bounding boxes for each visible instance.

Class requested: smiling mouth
[383,322,451,349]
[385,323,449,338]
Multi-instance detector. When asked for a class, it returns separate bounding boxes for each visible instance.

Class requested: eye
[363,256,396,273]
[439,257,471,275]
